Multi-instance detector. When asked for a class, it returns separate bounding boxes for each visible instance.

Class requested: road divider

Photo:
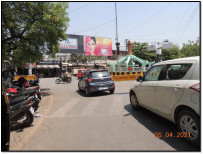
[110,72,144,81]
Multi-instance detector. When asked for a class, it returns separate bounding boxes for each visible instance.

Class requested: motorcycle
[55,76,72,84]
[6,88,41,112]
[9,96,35,129]
[4,78,42,112]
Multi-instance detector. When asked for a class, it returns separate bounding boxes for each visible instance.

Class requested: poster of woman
[84,36,112,56]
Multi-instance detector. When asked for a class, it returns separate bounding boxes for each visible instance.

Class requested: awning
[36,65,60,69]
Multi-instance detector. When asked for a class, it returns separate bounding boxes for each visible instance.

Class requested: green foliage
[70,54,104,64]
[70,54,87,64]
[162,45,182,61]
[132,42,156,61]
[2,2,69,66]
[180,39,200,57]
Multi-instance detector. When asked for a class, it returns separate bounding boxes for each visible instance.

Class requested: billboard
[60,34,84,54]
[60,38,78,49]
[84,36,112,56]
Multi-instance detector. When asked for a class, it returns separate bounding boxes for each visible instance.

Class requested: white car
[129,56,200,146]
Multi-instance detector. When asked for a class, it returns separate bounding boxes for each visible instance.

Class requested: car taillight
[110,76,113,80]
[189,83,200,93]
[88,78,93,82]
[112,84,115,87]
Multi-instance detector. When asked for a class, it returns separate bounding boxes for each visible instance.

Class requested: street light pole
[115,2,120,72]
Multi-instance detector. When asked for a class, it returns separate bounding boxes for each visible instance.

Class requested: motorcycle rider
[65,71,70,78]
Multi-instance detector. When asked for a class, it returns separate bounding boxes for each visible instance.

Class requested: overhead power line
[73,19,115,34]
[69,2,95,13]
[120,2,172,36]
[174,5,199,42]
[169,2,193,40]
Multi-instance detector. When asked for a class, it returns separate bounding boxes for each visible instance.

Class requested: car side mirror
[136,76,143,82]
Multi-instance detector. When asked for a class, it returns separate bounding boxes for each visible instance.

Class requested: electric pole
[115,2,120,72]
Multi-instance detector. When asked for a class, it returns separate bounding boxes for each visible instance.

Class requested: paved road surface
[10,77,199,151]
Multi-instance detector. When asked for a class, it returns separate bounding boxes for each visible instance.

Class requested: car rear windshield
[90,71,110,78]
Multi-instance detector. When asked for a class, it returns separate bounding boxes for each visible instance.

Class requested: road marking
[13,95,54,150]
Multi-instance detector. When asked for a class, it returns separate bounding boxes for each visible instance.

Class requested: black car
[78,70,115,96]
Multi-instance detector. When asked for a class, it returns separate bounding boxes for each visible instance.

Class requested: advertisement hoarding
[60,34,84,54]
[84,36,112,56]
[60,38,78,49]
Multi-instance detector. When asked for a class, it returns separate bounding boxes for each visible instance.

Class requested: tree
[162,45,182,61]
[2,2,69,66]
[181,38,200,57]
[70,54,87,64]
[70,54,105,64]
[132,42,156,61]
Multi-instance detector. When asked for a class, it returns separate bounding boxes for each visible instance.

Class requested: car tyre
[85,87,90,97]
[130,92,140,110]
[78,84,82,92]
[177,109,200,146]
[109,89,114,94]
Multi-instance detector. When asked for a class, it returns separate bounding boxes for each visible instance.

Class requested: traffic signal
[116,42,120,55]
[117,46,120,55]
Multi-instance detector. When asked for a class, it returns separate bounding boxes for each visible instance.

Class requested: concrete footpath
[10,88,53,151]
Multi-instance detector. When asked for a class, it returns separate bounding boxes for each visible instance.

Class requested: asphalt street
[10,77,199,151]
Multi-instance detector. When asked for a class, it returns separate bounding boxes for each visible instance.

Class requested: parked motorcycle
[4,77,42,112]
[55,76,72,84]
[6,88,41,112]
[9,96,35,129]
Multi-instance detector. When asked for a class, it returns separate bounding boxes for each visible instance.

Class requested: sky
[66,2,200,50]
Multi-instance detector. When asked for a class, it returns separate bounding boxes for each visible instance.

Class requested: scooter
[55,76,72,84]
[9,96,35,129]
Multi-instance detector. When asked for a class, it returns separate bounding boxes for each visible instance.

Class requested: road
[10,77,199,151]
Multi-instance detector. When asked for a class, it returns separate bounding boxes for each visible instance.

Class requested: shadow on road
[124,104,200,151]
[40,88,52,97]
[10,124,34,132]
[114,92,129,95]
[40,88,50,92]
[76,90,111,97]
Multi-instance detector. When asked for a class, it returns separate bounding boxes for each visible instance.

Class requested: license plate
[30,107,35,114]
[99,87,108,90]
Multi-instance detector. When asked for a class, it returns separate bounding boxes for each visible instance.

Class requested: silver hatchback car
[129,56,200,146]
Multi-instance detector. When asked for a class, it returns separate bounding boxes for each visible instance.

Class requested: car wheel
[85,87,90,97]
[130,92,140,110]
[109,89,114,94]
[177,109,200,146]
[78,84,82,92]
